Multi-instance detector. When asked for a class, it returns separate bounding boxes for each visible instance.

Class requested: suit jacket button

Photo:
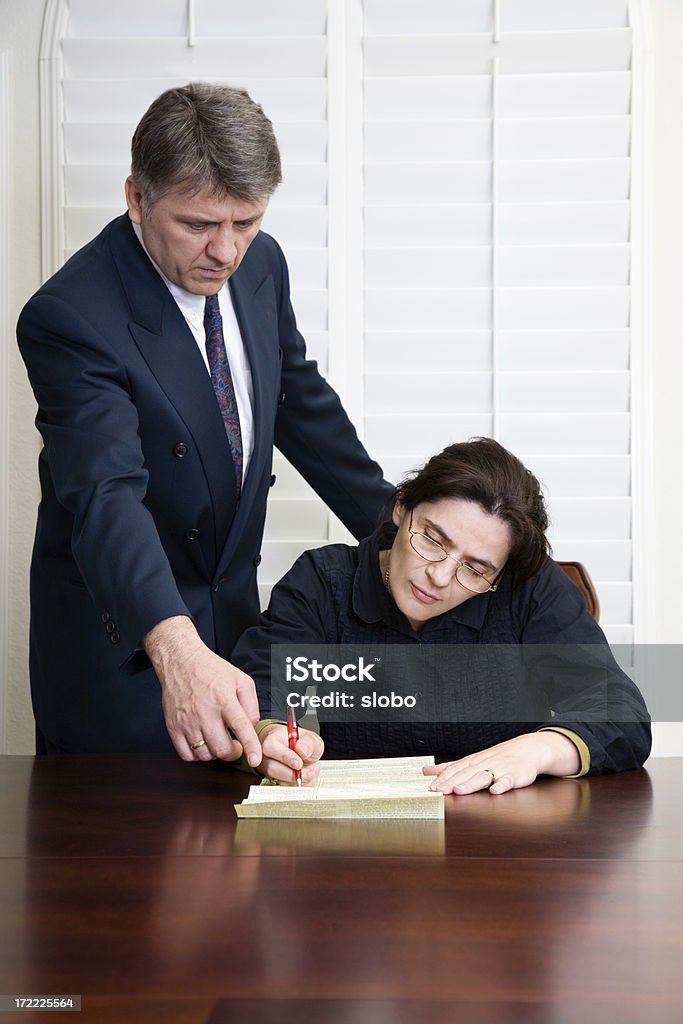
[254,554,262,567]
[101,611,110,623]
[185,529,199,541]
[105,621,116,634]
[173,442,188,458]
[270,474,276,487]
[110,632,120,644]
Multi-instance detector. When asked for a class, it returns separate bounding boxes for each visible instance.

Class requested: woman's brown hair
[392,438,550,583]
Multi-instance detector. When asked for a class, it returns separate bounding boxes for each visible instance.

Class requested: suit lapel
[110,217,238,559]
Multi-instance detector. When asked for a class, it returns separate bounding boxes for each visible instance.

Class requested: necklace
[380,551,391,594]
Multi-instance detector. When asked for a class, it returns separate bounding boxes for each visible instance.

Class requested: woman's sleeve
[518,560,652,774]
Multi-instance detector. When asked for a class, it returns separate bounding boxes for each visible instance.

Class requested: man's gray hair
[130,82,282,208]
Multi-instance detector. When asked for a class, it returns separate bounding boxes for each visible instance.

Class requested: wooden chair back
[556,561,600,621]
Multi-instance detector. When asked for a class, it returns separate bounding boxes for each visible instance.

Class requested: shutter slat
[62,38,327,79]
[67,0,187,37]
[365,373,491,415]
[366,163,490,203]
[500,245,630,286]
[270,457,319,499]
[365,415,493,455]
[501,1,629,32]
[365,248,491,288]
[364,31,631,77]
[364,332,491,373]
[365,120,491,161]
[500,203,629,243]
[500,414,630,455]
[365,289,492,331]
[63,80,328,123]
[365,206,490,245]
[513,455,630,497]
[500,71,630,116]
[364,0,492,35]
[263,499,329,540]
[288,290,327,333]
[366,73,631,120]
[499,372,629,413]
[500,117,630,160]
[500,159,630,201]
[498,288,630,330]
[498,331,629,371]
[64,162,330,211]
[549,497,631,539]
[365,76,490,118]
[550,541,630,581]
[364,245,631,289]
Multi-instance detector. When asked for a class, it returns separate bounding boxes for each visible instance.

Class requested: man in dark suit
[17,83,391,760]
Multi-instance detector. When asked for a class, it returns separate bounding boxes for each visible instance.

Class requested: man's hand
[143,615,261,765]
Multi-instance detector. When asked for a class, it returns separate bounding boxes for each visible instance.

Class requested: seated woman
[232,438,651,794]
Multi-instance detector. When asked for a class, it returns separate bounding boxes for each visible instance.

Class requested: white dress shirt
[131,221,255,483]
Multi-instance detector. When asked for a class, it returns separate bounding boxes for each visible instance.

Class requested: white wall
[0,0,45,753]
[640,0,683,754]
[0,0,681,754]
[646,0,683,645]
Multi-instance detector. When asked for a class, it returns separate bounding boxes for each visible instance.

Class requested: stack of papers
[234,755,444,820]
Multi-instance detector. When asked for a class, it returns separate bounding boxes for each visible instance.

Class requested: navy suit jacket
[17,215,391,752]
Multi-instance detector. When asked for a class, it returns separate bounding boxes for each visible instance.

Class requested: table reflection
[233,771,653,860]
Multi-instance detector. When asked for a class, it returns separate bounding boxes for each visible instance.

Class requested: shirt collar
[352,523,494,633]
[352,529,394,624]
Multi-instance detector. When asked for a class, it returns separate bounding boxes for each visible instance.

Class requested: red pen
[287,704,302,787]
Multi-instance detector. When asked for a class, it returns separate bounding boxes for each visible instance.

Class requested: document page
[234,755,444,819]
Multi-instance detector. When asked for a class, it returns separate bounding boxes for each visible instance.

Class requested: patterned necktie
[203,293,243,492]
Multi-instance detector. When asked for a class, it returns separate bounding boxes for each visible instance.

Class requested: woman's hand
[257,723,324,786]
[423,731,581,795]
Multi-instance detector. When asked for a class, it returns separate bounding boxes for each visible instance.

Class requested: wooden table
[1,755,682,1023]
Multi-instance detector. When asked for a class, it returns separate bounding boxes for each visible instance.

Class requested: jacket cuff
[537,727,591,777]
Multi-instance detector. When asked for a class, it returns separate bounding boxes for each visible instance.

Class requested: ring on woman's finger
[482,768,496,786]
[190,739,207,751]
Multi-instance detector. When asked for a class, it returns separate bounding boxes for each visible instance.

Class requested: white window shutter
[362,0,633,641]
[55,0,635,640]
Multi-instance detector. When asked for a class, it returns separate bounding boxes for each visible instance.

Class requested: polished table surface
[1,754,682,1024]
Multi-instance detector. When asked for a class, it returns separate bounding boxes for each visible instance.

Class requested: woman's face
[388,498,512,631]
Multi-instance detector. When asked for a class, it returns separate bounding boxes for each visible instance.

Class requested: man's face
[125,178,268,295]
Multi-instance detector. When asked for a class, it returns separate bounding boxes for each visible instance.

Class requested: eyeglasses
[407,510,500,595]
